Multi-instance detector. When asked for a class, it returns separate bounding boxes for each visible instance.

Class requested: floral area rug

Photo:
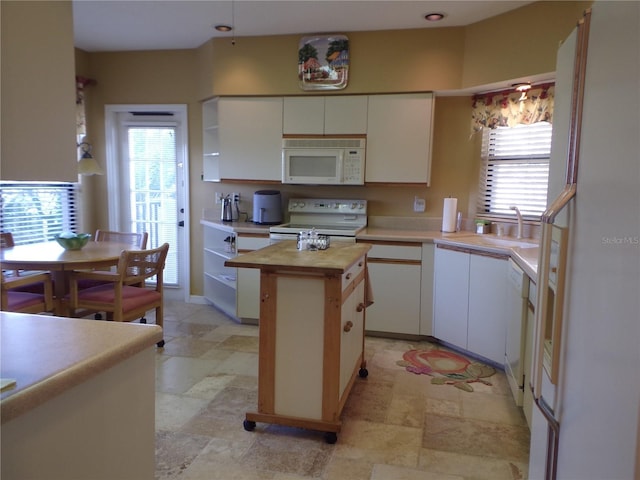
[396,348,496,392]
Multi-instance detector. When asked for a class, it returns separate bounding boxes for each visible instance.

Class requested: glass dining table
[0,240,142,316]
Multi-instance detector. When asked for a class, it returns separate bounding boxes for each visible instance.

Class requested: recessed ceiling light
[424,13,445,22]
[214,24,233,32]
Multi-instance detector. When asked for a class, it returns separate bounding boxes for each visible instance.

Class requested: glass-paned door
[126,126,178,284]
[105,105,189,301]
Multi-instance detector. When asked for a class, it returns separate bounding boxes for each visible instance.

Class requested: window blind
[0,182,79,245]
[477,122,552,219]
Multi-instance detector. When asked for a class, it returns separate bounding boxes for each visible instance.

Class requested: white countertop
[358,227,539,279]
[201,215,540,280]
[0,313,162,424]
[200,218,273,235]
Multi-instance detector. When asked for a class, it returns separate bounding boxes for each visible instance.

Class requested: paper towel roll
[441,198,458,233]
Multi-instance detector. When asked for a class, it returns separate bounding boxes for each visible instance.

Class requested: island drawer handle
[356,303,365,312]
[343,320,353,332]
[345,273,352,280]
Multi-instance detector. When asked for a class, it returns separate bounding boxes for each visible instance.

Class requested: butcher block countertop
[225,240,371,274]
[0,312,162,424]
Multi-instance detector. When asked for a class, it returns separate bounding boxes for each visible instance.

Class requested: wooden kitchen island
[225,240,372,443]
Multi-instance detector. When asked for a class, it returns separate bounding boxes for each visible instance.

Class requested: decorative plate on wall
[298,35,349,90]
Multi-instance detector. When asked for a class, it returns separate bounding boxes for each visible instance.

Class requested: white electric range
[269,198,367,243]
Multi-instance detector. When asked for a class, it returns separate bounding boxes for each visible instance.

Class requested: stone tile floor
[153,301,530,480]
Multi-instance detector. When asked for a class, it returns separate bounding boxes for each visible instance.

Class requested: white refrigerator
[528,2,640,479]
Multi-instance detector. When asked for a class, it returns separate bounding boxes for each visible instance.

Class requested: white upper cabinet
[202,98,220,181]
[283,96,368,135]
[218,97,283,181]
[209,93,434,183]
[283,97,324,134]
[365,93,434,184]
[324,96,368,134]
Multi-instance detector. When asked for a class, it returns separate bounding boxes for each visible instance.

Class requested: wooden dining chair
[67,243,169,347]
[1,232,21,277]
[94,230,148,249]
[0,232,15,248]
[77,230,149,319]
[1,270,54,314]
[1,232,48,284]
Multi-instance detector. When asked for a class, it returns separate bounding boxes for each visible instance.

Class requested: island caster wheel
[358,368,369,378]
[140,317,147,324]
[243,420,256,432]
[157,340,165,348]
[324,432,338,444]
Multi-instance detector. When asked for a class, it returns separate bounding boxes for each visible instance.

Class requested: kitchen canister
[441,197,458,232]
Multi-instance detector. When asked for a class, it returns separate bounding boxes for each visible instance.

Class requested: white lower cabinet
[202,221,269,323]
[420,243,435,336]
[433,245,508,364]
[364,242,422,335]
[236,234,270,322]
[523,280,537,428]
[203,224,237,318]
[467,253,508,363]
[433,247,469,348]
[340,280,366,397]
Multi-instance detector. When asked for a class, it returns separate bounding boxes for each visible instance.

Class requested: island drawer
[342,256,366,290]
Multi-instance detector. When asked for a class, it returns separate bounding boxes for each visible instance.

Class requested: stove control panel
[288,198,367,214]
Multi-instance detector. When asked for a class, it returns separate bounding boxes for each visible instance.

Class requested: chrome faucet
[509,205,523,239]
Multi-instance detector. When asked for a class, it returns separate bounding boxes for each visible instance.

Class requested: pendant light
[77,142,104,176]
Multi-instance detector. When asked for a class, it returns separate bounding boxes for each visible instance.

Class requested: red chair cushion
[76,285,161,314]
[7,291,45,311]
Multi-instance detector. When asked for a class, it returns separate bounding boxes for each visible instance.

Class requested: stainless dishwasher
[505,259,529,406]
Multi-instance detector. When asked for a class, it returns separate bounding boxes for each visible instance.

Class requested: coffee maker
[221,195,233,222]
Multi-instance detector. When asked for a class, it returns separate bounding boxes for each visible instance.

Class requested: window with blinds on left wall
[0,182,80,245]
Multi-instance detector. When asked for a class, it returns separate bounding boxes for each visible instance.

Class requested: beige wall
[199,1,590,98]
[206,27,466,96]
[2,1,590,296]
[1,1,77,181]
[462,1,592,87]
[77,50,208,294]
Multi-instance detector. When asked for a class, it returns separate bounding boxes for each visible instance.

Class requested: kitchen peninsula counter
[225,240,372,443]
[1,312,161,479]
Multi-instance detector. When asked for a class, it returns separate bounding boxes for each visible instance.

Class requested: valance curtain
[76,76,94,141]
[471,83,554,135]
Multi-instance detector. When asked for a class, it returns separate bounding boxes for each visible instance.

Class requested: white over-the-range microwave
[282,137,365,185]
